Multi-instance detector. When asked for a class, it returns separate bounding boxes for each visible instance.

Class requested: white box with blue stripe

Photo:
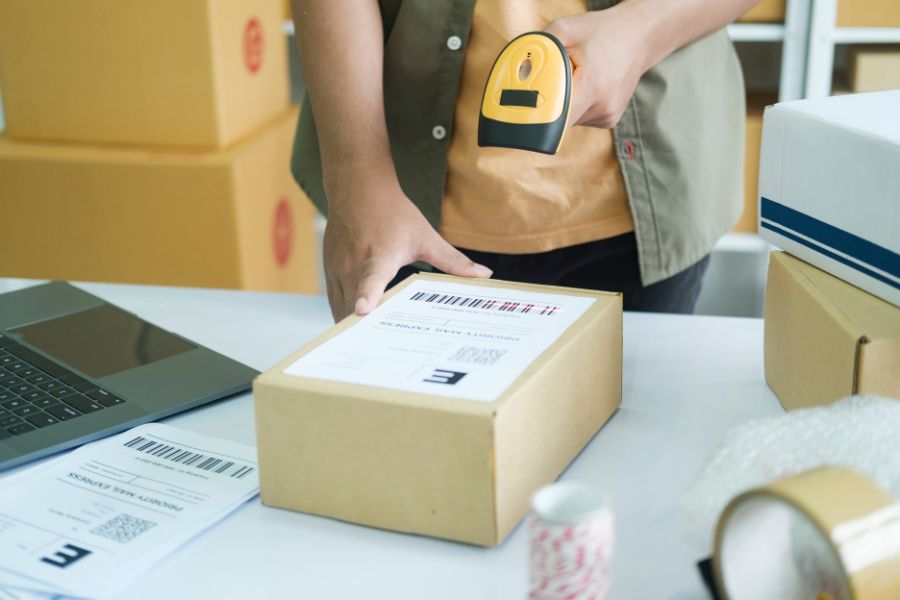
[758,91,900,308]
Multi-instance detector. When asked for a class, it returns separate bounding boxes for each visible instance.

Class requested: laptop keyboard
[0,334,125,439]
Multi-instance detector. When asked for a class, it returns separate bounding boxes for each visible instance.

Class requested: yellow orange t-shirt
[441,0,633,254]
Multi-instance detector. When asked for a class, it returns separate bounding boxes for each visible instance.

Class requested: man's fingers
[325,274,346,322]
[353,259,400,316]
[568,68,592,126]
[543,17,576,49]
[543,19,592,128]
[421,237,492,279]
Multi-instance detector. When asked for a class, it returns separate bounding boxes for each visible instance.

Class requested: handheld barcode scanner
[477,32,572,155]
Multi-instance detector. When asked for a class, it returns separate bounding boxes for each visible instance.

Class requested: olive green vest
[291,0,745,285]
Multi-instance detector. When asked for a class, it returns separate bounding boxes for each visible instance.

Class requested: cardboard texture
[849,46,900,93]
[764,252,900,411]
[738,0,786,23]
[733,95,775,233]
[0,0,288,148]
[837,0,900,27]
[0,108,317,293]
[758,91,900,308]
[254,274,623,547]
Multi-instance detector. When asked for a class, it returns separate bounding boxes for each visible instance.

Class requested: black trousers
[389,232,710,314]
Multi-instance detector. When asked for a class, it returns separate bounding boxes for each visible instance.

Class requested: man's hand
[295,0,492,322]
[545,0,759,128]
[324,175,492,322]
[544,10,647,129]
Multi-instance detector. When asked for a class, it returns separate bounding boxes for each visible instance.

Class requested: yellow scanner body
[478,32,572,155]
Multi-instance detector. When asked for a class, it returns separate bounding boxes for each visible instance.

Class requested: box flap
[858,338,900,399]
[783,254,900,343]
[764,252,863,409]
[772,90,900,145]
[0,107,299,165]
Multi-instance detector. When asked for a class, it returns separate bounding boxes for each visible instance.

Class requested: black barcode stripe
[410,292,559,315]
[123,436,255,479]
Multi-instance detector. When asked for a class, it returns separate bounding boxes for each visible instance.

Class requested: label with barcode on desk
[0,423,259,599]
[123,436,255,479]
[284,278,595,402]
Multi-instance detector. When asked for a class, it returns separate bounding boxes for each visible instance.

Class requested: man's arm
[545,0,760,128]
[293,0,491,322]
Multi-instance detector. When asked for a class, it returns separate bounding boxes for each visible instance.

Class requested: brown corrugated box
[764,252,900,410]
[0,107,317,293]
[837,0,900,27]
[254,274,622,546]
[738,0,786,23]
[849,46,900,93]
[738,0,787,23]
[0,0,288,148]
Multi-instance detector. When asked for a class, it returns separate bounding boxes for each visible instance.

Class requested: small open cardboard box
[764,252,900,410]
[254,274,622,546]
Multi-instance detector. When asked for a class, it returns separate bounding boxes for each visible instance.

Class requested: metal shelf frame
[806,0,900,98]
[727,0,812,102]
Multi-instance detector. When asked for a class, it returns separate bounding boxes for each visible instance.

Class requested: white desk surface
[0,279,783,599]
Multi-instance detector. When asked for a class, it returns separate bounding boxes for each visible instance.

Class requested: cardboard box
[0,0,288,148]
[758,91,900,307]
[733,95,775,233]
[837,0,900,27]
[738,0,786,23]
[0,108,317,293]
[849,46,900,93]
[764,252,900,410]
[254,275,622,546]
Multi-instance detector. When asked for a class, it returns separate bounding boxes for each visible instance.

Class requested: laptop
[0,281,258,472]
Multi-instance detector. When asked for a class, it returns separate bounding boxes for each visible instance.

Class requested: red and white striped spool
[528,483,615,600]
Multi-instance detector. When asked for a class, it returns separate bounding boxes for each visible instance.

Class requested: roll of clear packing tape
[714,467,900,600]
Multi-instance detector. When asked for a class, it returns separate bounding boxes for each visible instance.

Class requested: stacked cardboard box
[836,0,900,27]
[765,252,900,409]
[848,46,900,93]
[759,92,900,409]
[738,0,786,23]
[0,0,315,292]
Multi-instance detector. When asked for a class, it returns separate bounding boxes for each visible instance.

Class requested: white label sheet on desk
[284,279,596,402]
[0,423,259,599]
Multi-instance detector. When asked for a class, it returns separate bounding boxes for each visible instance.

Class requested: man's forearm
[614,0,760,72]
[292,0,397,193]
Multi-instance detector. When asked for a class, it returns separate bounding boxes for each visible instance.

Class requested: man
[292,0,755,321]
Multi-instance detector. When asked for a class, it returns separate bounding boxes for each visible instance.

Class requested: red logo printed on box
[273,198,293,267]
[244,18,264,74]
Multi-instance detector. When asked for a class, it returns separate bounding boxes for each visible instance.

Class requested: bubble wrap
[679,395,900,552]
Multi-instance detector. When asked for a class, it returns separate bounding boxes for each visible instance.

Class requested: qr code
[449,346,507,366]
[90,513,157,544]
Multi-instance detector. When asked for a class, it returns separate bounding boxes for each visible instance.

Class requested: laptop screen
[11,305,195,379]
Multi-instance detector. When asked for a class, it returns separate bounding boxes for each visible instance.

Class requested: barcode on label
[410,291,559,315]
[123,436,255,479]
